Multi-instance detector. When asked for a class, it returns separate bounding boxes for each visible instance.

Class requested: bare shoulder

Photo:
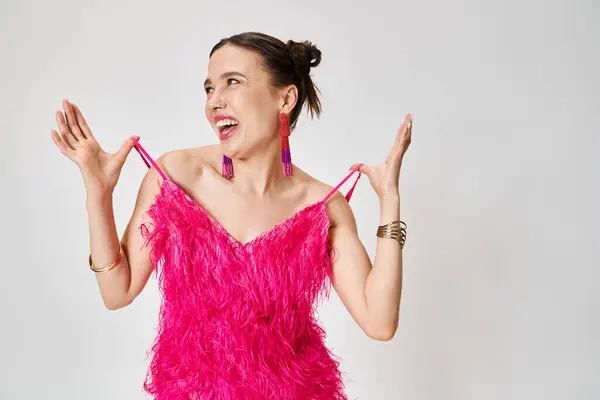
[132,143,219,208]
[296,167,358,229]
[154,144,221,185]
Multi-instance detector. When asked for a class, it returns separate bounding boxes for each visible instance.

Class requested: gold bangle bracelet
[89,243,124,274]
[376,220,407,249]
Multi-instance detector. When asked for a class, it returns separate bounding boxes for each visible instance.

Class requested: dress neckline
[159,178,329,248]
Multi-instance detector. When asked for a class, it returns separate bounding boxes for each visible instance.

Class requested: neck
[227,138,290,197]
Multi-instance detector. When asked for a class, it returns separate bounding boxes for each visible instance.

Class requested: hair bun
[287,40,322,76]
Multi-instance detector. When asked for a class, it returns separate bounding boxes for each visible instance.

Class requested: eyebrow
[204,71,247,86]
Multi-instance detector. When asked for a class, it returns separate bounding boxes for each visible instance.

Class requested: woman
[51,32,411,399]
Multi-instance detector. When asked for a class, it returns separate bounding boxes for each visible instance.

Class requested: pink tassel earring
[222,155,233,179]
[279,113,293,176]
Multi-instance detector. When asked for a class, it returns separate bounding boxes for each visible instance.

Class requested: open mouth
[216,118,239,140]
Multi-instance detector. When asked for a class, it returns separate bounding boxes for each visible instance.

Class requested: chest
[144,181,337,313]
[158,195,333,306]
[191,187,319,247]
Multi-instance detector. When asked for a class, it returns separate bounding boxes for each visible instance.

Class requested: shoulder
[154,144,221,183]
[136,143,220,200]
[297,168,357,230]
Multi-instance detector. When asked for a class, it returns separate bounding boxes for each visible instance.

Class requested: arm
[52,99,165,311]
[88,163,162,310]
[329,113,413,341]
[328,193,402,341]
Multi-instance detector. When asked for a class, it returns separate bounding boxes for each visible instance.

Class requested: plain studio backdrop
[1,0,598,399]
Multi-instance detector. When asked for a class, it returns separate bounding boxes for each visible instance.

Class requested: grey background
[1,0,598,399]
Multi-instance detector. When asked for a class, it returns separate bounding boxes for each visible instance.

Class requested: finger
[394,114,413,146]
[385,146,403,167]
[404,114,413,144]
[71,102,95,140]
[395,113,413,142]
[62,99,85,141]
[56,110,78,150]
[349,163,372,175]
[114,136,140,163]
[50,129,76,161]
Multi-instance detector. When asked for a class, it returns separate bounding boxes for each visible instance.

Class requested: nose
[207,90,226,110]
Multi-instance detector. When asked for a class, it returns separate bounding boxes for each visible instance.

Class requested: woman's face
[204,44,286,158]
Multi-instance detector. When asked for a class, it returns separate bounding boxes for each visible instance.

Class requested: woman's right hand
[51,99,139,197]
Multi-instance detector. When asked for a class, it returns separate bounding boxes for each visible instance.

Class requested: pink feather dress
[131,138,362,399]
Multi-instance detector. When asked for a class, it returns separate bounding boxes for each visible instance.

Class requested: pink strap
[130,136,168,181]
[130,136,361,202]
[323,163,364,203]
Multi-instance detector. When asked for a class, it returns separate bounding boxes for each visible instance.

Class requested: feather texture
[138,178,348,399]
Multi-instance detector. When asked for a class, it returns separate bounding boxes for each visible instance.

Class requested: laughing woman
[51,31,411,399]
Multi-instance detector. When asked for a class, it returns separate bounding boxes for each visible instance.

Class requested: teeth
[216,119,239,128]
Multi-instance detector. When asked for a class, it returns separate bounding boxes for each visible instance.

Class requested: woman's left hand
[351,113,413,199]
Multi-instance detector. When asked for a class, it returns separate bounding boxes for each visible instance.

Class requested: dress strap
[323,163,364,203]
[130,136,169,181]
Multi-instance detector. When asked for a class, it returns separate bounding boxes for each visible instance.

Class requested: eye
[204,78,239,94]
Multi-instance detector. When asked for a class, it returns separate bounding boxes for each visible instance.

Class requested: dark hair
[209,32,322,131]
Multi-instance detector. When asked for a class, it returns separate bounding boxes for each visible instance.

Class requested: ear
[279,84,299,114]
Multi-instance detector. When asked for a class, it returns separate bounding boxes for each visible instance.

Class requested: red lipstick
[214,115,239,141]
